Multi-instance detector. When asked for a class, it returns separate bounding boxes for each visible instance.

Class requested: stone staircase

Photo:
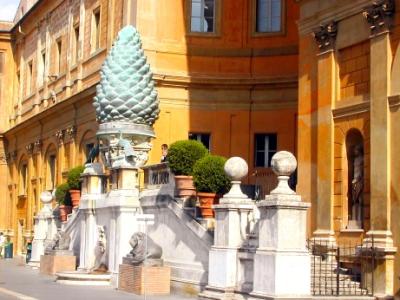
[311,255,372,298]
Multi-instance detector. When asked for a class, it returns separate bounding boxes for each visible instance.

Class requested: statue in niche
[124,232,163,266]
[350,144,364,225]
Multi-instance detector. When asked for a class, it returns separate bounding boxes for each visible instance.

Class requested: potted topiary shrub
[168,140,208,198]
[67,165,85,208]
[193,155,231,218]
[55,183,72,222]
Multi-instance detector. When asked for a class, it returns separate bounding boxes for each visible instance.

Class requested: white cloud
[0,0,20,22]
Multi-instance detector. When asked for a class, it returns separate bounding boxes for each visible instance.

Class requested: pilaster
[312,21,338,245]
[362,1,397,296]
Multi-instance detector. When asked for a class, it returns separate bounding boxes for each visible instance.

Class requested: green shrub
[168,140,208,176]
[67,165,85,190]
[55,183,72,206]
[193,155,231,194]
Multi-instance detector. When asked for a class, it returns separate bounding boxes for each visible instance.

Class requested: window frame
[26,60,33,96]
[188,132,212,151]
[251,0,286,37]
[254,133,278,168]
[186,0,221,37]
[91,7,101,53]
[38,50,46,87]
[72,23,80,65]
[55,38,62,75]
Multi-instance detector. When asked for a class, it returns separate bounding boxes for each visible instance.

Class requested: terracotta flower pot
[69,189,81,208]
[198,192,219,218]
[59,205,72,222]
[174,175,196,198]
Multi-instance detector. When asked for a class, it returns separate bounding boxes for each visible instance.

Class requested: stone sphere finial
[224,157,248,181]
[270,151,297,196]
[271,151,297,177]
[40,191,53,204]
[222,157,249,201]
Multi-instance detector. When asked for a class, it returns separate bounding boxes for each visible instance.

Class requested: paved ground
[0,258,195,300]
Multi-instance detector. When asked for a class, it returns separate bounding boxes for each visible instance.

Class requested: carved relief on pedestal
[363,0,395,35]
[312,21,338,52]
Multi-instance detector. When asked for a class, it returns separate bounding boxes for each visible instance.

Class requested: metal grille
[308,238,376,297]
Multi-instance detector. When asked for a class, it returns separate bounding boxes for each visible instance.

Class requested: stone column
[29,191,57,268]
[311,21,338,249]
[362,2,397,297]
[251,151,311,299]
[200,157,254,298]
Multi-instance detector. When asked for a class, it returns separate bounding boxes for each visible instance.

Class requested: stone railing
[142,163,174,189]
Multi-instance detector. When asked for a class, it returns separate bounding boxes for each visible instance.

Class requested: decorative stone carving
[270,150,297,195]
[45,231,71,255]
[0,154,6,164]
[92,225,107,272]
[124,232,163,266]
[221,156,249,200]
[25,143,34,155]
[6,150,17,163]
[65,126,76,140]
[34,139,42,152]
[55,130,64,144]
[363,0,395,35]
[312,21,338,52]
[93,26,159,168]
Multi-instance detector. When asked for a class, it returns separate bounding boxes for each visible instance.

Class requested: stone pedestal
[251,196,311,299]
[118,264,171,295]
[78,164,143,286]
[362,230,397,298]
[200,157,254,299]
[40,254,76,275]
[29,191,57,268]
[250,151,311,300]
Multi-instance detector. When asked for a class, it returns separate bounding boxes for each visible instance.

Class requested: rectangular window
[254,133,277,167]
[21,164,28,194]
[73,25,79,64]
[189,132,211,151]
[56,39,62,75]
[27,61,33,95]
[49,154,56,189]
[39,50,46,86]
[256,0,282,33]
[91,8,101,52]
[190,0,215,33]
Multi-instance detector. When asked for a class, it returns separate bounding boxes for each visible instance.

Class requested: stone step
[55,271,112,286]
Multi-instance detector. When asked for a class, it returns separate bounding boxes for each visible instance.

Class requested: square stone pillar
[199,157,254,299]
[250,151,311,300]
[29,191,57,268]
[362,4,397,296]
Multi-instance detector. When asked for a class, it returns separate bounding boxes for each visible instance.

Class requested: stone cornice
[153,73,298,89]
[298,0,370,35]
[333,98,370,119]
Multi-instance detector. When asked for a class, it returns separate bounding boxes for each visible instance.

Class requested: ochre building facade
[0,0,298,257]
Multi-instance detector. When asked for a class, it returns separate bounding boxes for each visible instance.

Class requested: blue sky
[0,0,19,22]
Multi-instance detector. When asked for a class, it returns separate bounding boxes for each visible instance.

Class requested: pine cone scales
[93,26,159,125]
